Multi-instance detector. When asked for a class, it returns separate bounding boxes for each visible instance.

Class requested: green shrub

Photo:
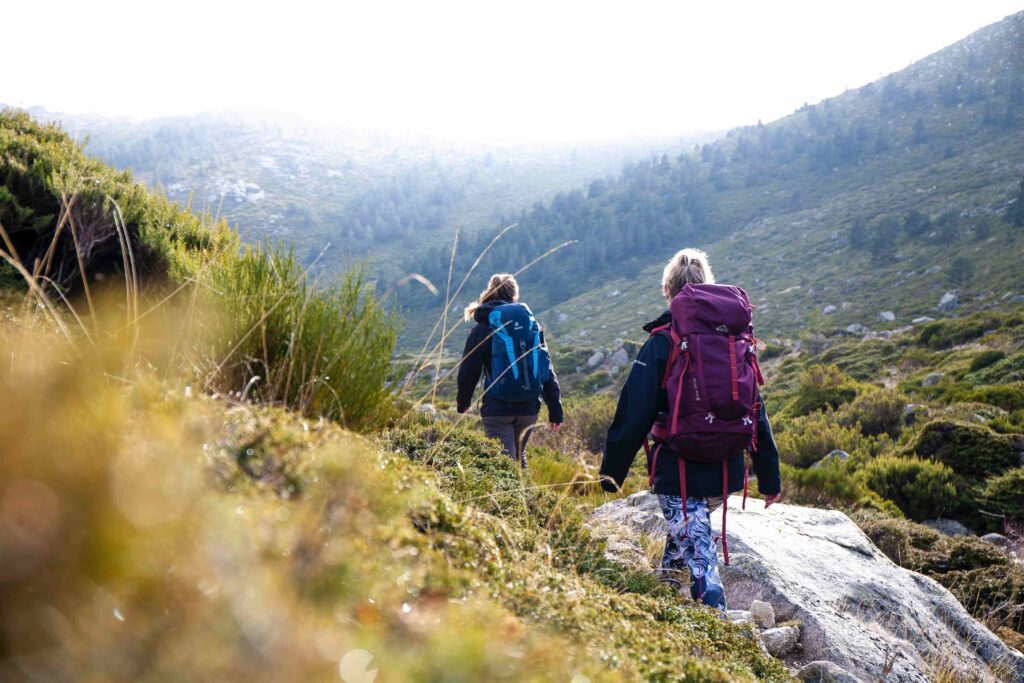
[787,363,860,416]
[780,462,898,513]
[970,351,1024,384]
[969,350,1006,373]
[982,466,1024,523]
[907,419,1021,478]
[775,411,865,467]
[838,388,907,437]
[963,383,1024,412]
[860,456,958,520]
[203,246,397,432]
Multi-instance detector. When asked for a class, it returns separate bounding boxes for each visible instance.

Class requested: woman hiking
[599,248,781,611]
[457,273,563,468]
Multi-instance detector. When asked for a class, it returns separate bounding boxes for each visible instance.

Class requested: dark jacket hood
[642,310,672,333]
[473,298,516,324]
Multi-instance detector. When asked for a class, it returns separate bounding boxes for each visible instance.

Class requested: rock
[938,291,959,311]
[796,660,862,683]
[589,492,1024,682]
[981,533,1009,547]
[921,372,944,387]
[609,348,630,369]
[845,324,866,335]
[750,600,775,628]
[923,265,942,275]
[822,305,837,315]
[911,316,935,324]
[727,609,752,623]
[557,312,568,323]
[813,450,849,468]
[613,338,624,350]
[878,311,896,322]
[904,404,928,426]
[586,351,604,369]
[923,519,971,537]
[418,404,436,420]
[760,625,800,657]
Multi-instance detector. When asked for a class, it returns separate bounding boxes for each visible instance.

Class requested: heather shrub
[839,388,907,437]
[860,456,958,520]
[775,411,865,468]
[787,364,860,416]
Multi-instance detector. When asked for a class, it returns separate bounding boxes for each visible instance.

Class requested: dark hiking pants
[481,414,538,468]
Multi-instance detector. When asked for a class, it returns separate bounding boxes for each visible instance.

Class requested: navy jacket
[457,299,564,422]
[600,311,781,498]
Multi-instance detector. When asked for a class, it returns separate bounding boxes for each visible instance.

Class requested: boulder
[823,305,837,315]
[609,348,630,369]
[813,450,849,468]
[911,316,935,325]
[845,324,866,335]
[760,625,800,657]
[922,519,971,537]
[750,600,775,628]
[589,492,1024,682]
[921,372,944,387]
[557,312,568,323]
[586,351,605,369]
[727,609,752,623]
[981,533,1009,547]
[878,311,896,323]
[796,660,862,683]
[938,291,959,311]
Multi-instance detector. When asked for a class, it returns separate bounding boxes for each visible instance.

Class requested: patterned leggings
[657,495,726,610]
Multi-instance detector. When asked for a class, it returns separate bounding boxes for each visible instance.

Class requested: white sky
[4,1,1022,143]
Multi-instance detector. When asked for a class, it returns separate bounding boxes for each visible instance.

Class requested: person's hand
[550,422,562,433]
[764,492,782,508]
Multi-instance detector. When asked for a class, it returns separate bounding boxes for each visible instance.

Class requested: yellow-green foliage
[533,392,617,454]
[907,419,1021,479]
[860,456,958,521]
[786,364,860,416]
[774,411,865,468]
[0,318,789,682]
[982,466,1024,523]
[779,462,898,514]
[837,388,907,437]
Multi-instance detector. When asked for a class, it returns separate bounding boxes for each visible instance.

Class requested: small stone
[845,323,865,335]
[981,533,1009,547]
[912,316,935,324]
[727,609,752,623]
[749,600,775,629]
[760,625,800,657]
[557,312,568,323]
[822,305,837,315]
[923,519,971,537]
[921,372,944,387]
[938,291,959,311]
[813,450,849,468]
[878,311,895,322]
[586,351,605,369]
[796,661,861,683]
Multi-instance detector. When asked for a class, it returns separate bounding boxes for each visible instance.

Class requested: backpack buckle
[680,340,688,351]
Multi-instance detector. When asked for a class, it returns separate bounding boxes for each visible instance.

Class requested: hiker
[457,273,563,468]
[599,248,781,611]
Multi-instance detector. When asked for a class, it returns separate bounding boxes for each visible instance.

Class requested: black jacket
[456,299,564,422]
[600,311,781,498]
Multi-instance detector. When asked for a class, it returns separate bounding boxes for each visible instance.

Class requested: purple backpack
[646,283,765,563]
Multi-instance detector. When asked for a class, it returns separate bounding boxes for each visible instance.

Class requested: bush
[982,466,1024,523]
[970,351,1024,384]
[860,456,958,520]
[203,246,397,432]
[775,411,865,468]
[780,462,898,513]
[969,350,1006,373]
[787,364,860,416]
[907,419,1021,478]
[838,388,907,437]
[963,383,1024,412]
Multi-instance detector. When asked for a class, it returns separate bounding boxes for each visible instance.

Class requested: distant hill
[409,11,1024,348]
[20,107,713,280]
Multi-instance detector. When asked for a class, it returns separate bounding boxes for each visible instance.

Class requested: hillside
[408,11,1024,348]
[25,107,712,280]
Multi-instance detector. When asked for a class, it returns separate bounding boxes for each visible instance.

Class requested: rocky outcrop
[590,492,1024,683]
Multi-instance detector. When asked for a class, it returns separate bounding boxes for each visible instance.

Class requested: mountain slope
[410,11,1024,347]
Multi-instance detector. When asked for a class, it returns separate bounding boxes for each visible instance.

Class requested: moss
[907,419,1021,478]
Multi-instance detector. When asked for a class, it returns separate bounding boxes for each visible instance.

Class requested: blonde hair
[464,273,520,320]
[662,248,715,299]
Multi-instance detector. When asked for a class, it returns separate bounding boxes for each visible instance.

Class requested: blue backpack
[485,303,550,403]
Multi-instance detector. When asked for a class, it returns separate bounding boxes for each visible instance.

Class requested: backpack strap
[721,462,730,566]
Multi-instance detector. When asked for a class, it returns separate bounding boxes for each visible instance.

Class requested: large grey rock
[796,660,862,683]
[878,311,896,322]
[585,351,605,369]
[911,316,935,325]
[923,519,971,537]
[822,305,837,315]
[938,291,959,311]
[760,625,800,657]
[981,533,1009,547]
[921,372,944,387]
[609,347,630,369]
[589,492,1024,682]
[750,599,775,628]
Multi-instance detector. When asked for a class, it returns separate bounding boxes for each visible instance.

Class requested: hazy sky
[5,1,1022,143]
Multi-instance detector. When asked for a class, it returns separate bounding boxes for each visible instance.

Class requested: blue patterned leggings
[657,495,726,610]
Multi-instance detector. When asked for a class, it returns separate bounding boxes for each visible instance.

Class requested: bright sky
[4,1,1022,143]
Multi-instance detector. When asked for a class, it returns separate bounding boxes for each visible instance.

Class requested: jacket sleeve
[456,324,487,413]
[599,335,668,492]
[751,396,782,495]
[540,330,564,423]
